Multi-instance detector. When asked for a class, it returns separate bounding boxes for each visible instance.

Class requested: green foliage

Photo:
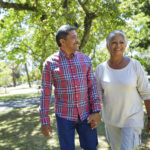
[117,0,150,73]
[92,47,109,71]
[0,0,150,84]
[19,68,41,83]
[0,0,126,72]
[0,61,12,86]
[133,54,150,74]
[29,69,41,81]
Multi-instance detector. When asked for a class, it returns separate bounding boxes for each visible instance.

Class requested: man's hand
[41,124,52,137]
[87,113,101,129]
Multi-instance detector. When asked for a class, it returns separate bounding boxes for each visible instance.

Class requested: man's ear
[60,39,65,46]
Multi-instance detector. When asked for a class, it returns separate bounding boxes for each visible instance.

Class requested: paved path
[0,97,55,112]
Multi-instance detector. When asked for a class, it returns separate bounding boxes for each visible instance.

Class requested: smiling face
[108,35,126,57]
[60,30,79,55]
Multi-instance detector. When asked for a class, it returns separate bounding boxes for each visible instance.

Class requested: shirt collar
[59,48,76,59]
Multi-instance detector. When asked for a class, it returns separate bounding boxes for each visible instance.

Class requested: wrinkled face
[60,30,79,53]
[108,35,126,57]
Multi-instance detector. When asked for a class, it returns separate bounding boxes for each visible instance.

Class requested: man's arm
[87,60,101,112]
[39,60,53,137]
[144,100,150,134]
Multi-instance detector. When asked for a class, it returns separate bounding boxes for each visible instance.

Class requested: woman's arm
[144,100,150,134]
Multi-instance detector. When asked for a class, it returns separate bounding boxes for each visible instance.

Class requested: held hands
[87,113,101,129]
[41,124,52,137]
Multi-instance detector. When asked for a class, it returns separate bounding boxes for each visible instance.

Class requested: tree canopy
[0,0,150,86]
[0,0,126,69]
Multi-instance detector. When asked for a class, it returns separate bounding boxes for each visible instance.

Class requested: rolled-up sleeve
[39,61,52,125]
[87,61,101,112]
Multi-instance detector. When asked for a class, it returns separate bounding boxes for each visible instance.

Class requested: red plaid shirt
[40,50,101,125]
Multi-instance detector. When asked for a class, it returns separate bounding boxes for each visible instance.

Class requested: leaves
[0,0,149,74]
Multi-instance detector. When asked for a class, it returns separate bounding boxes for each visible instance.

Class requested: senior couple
[39,25,150,150]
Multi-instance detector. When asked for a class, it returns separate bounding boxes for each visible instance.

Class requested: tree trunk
[24,63,31,88]
[78,0,97,51]
[12,71,16,87]
[79,14,93,51]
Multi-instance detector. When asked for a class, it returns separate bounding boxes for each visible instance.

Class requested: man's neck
[61,48,74,58]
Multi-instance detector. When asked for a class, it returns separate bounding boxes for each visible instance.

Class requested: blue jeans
[56,115,98,150]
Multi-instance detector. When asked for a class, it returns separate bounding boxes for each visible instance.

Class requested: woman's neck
[109,56,124,65]
[108,56,130,69]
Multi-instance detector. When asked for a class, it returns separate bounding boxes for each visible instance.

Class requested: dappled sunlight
[31,123,41,136]
[0,106,48,150]
[0,105,150,150]
[0,84,40,96]
[46,137,60,148]
[98,135,110,149]
[97,122,110,150]
[75,132,80,148]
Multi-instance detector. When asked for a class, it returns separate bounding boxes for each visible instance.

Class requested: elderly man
[39,25,101,150]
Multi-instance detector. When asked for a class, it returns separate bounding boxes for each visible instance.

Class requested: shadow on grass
[0,106,149,150]
[0,106,60,150]
[0,105,110,150]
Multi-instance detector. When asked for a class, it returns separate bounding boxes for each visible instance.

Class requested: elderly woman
[95,30,150,150]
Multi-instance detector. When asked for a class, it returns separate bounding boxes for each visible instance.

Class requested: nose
[116,42,121,47]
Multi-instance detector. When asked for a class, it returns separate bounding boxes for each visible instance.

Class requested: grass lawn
[0,93,40,102]
[0,105,109,150]
[0,105,150,150]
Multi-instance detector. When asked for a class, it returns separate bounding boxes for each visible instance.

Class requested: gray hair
[106,30,127,48]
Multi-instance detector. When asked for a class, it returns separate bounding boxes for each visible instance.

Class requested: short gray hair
[106,30,127,48]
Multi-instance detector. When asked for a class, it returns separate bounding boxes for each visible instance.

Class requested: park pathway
[0,97,55,112]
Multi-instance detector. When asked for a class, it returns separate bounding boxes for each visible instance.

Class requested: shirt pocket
[52,66,73,89]
[52,67,64,79]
